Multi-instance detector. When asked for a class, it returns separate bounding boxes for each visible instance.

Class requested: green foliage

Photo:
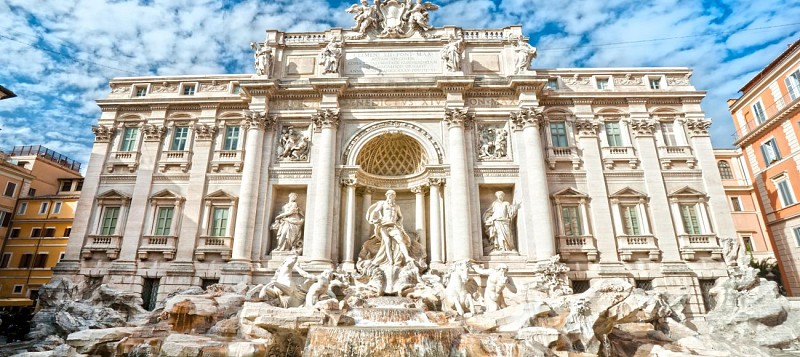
[749,257,786,296]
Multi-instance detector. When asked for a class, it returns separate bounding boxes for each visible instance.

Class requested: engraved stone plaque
[345,51,441,76]
[470,53,501,73]
[286,56,316,75]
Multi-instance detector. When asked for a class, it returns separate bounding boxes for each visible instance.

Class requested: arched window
[717,160,734,180]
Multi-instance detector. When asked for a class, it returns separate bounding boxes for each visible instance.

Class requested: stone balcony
[210,150,243,172]
[601,146,639,169]
[138,235,177,260]
[546,146,582,170]
[557,235,598,262]
[195,235,232,261]
[105,151,141,173]
[657,146,696,169]
[616,235,660,261]
[678,234,723,261]
[158,150,192,173]
[81,235,122,260]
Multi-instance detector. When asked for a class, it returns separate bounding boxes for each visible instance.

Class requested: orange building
[713,149,774,261]
[730,39,800,295]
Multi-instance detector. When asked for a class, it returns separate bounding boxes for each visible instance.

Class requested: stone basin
[364,296,417,308]
[348,307,435,326]
[304,326,464,357]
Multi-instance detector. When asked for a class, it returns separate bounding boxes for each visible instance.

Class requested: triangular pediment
[609,187,647,198]
[96,189,131,199]
[205,189,237,199]
[552,187,588,198]
[669,186,706,198]
[150,189,181,199]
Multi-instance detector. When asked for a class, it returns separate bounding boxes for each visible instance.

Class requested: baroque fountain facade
[22,1,794,356]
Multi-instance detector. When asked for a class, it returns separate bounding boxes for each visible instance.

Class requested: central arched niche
[356,133,428,177]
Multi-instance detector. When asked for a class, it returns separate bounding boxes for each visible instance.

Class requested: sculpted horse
[441,261,476,316]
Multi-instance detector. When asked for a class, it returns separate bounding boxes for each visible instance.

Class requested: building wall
[731,40,800,295]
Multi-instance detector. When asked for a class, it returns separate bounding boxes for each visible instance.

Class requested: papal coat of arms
[346,0,440,39]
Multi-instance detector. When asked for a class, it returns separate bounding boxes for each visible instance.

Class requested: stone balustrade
[210,150,243,172]
[546,146,581,170]
[158,150,193,173]
[657,145,696,169]
[557,235,598,262]
[105,151,141,173]
[677,234,722,261]
[601,146,639,169]
[138,235,178,261]
[195,235,233,261]
[81,234,122,260]
[616,234,660,261]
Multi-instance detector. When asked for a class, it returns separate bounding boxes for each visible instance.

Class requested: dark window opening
[142,278,161,311]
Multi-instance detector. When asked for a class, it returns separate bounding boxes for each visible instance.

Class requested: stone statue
[405,0,439,33]
[482,191,520,253]
[470,262,516,312]
[318,39,343,74]
[259,255,308,307]
[346,0,382,35]
[494,129,508,158]
[512,37,537,74]
[441,260,477,316]
[250,42,273,77]
[271,193,305,254]
[440,35,464,72]
[303,269,337,308]
[366,190,414,267]
[278,126,310,161]
[720,236,741,267]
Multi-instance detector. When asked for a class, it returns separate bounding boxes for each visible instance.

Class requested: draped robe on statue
[366,198,413,267]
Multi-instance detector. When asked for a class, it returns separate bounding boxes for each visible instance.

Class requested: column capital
[574,119,600,137]
[410,185,429,195]
[92,125,116,142]
[510,107,544,131]
[629,119,657,137]
[142,124,166,142]
[428,177,446,187]
[194,123,218,141]
[312,108,341,131]
[683,118,711,137]
[341,178,357,187]
[443,107,474,128]
[243,111,276,131]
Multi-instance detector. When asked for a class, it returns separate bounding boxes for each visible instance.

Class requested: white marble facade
[55,24,734,314]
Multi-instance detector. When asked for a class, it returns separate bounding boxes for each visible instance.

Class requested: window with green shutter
[550,122,568,147]
[605,122,622,147]
[223,126,240,151]
[171,127,189,151]
[155,206,174,235]
[622,205,640,235]
[561,205,582,236]
[120,127,139,152]
[680,204,701,234]
[211,207,229,237]
[101,207,120,235]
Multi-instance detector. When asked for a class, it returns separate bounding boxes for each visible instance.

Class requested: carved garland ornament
[343,120,444,164]
[92,125,116,142]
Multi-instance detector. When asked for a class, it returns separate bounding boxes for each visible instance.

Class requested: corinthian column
[341,178,357,265]
[306,109,340,264]
[428,178,444,265]
[443,108,474,261]
[511,107,556,260]
[230,112,273,263]
[411,184,428,251]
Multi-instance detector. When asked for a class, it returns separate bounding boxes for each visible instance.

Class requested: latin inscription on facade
[345,51,440,76]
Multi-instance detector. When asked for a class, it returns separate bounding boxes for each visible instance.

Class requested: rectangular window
[776,178,796,207]
[0,253,10,268]
[12,285,23,294]
[649,78,661,89]
[680,204,702,234]
[561,205,583,236]
[699,279,717,311]
[27,188,35,197]
[18,253,33,268]
[752,101,767,124]
[546,78,559,90]
[60,180,72,192]
[549,122,568,147]
[120,127,139,152]
[0,211,10,227]
[182,84,196,96]
[571,280,590,294]
[760,138,781,165]
[730,197,743,212]
[210,207,229,237]
[135,86,147,97]
[232,85,241,94]
[596,78,609,90]
[786,70,800,101]
[155,206,174,236]
[75,180,83,192]
[38,202,49,215]
[660,122,677,146]
[142,278,161,311]
[223,126,240,151]
[9,228,20,238]
[53,202,62,214]
[30,227,42,238]
[171,126,190,151]
[101,207,120,235]
[622,205,641,235]
[44,228,55,237]
[64,227,72,237]
[793,227,800,246]
[742,236,753,252]
[4,182,17,197]
[18,202,27,215]
[605,122,623,147]
[58,252,65,262]
[33,253,48,268]
[635,279,653,290]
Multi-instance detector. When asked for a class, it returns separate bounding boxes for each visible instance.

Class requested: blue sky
[1,0,799,166]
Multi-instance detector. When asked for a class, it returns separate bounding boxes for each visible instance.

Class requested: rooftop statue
[512,36,537,73]
[250,41,273,77]
[346,0,440,39]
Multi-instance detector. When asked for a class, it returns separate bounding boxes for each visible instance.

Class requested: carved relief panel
[476,122,511,161]
[276,125,312,162]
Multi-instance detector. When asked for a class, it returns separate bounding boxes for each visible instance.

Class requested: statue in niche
[278,126,310,161]
[366,190,414,267]
[440,35,464,72]
[346,0,382,35]
[250,42,273,77]
[512,37,537,74]
[483,191,520,253]
[271,193,305,254]
[478,127,508,160]
[470,263,516,312]
[318,39,343,74]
